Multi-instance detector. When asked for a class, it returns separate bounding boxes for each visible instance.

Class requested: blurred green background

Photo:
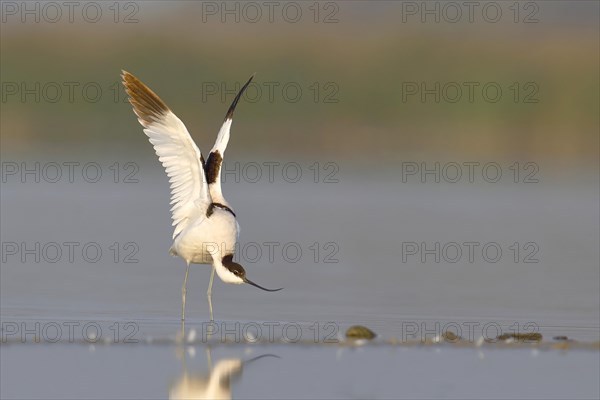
[1,1,598,170]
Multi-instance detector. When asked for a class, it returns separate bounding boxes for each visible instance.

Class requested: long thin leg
[206,346,213,370]
[207,264,216,322]
[181,262,191,333]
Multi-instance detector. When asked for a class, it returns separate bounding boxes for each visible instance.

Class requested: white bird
[122,71,282,324]
[169,353,278,400]
[169,358,242,400]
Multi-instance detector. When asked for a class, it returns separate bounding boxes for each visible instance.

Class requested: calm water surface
[1,165,598,398]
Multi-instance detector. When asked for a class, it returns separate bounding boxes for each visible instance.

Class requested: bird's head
[220,255,283,292]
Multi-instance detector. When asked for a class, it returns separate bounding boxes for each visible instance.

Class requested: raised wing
[122,70,210,238]
[205,74,254,206]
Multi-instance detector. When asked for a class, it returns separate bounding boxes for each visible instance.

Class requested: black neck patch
[205,150,222,184]
[206,202,236,218]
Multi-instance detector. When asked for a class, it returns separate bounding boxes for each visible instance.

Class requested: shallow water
[1,165,599,397]
[1,341,598,399]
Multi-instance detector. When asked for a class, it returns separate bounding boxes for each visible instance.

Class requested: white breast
[170,209,238,265]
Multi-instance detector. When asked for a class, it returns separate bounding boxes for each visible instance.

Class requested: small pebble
[497,333,542,342]
[428,335,442,344]
[442,331,461,342]
[553,336,569,341]
[345,325,376,340]
[246,331,258,342]
[552,342,570,351]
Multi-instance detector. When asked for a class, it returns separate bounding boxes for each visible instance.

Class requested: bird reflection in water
[170,347,278,400]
